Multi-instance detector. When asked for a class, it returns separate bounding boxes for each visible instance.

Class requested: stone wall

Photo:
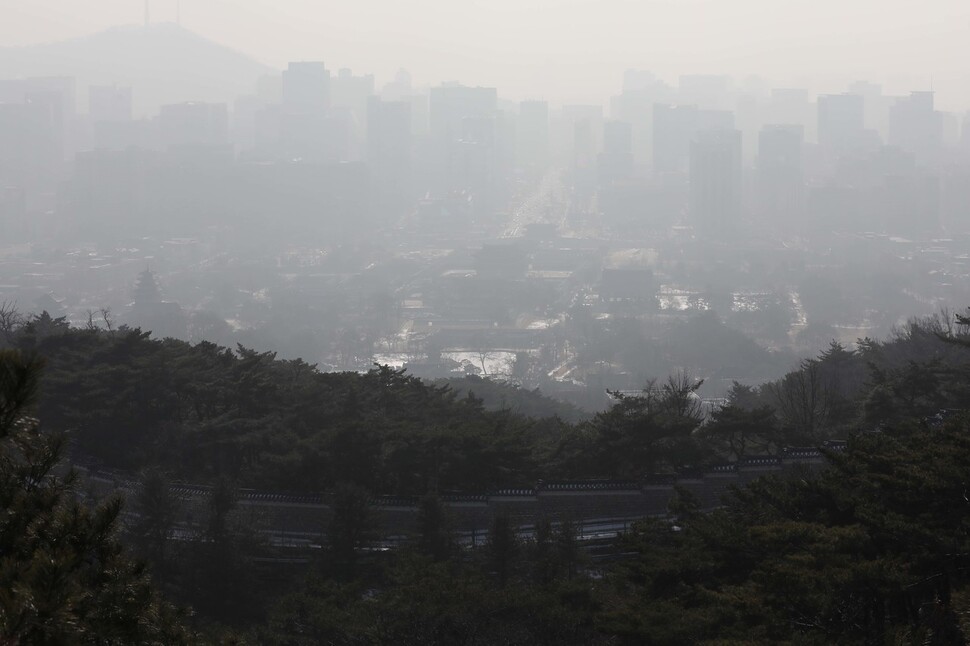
[74,444,840,543]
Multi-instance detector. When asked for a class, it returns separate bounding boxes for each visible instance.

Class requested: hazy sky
[3,0,970,107]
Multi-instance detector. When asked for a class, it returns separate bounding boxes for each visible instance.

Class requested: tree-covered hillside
[4,308,970,493]
[5,307,970,642]
[0,350,197,643]
[7,312,571,494]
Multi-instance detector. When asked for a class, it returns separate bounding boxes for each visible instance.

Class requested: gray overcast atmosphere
[3,0,970,107]
[8,0,970,641]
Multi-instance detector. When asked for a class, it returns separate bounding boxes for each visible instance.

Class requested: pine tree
[486,513,519,585]
[326,482,377,580]
[0,349,196,642]
[129,468,178,583]
[416,492,453,561]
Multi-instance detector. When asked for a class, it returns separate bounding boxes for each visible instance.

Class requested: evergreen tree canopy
[0,350,195,643]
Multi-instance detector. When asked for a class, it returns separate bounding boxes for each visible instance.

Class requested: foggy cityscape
[3,2,970,643]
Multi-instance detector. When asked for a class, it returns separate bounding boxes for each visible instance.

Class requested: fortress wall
[74,447,842,542]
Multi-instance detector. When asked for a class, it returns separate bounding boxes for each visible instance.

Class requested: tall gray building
[428,84,497,192]
[817,93,864,151]
[516,100,549,173]
[653,103,698,174]
[282,62,330,114]
[367,96,411,200]
[758,124,804,224]
[690,128,742,233]
[889,91,942,166]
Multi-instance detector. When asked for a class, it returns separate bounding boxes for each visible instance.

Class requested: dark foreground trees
[259,414,970,643]
[604,418,970,644]
[8,306,970,643]
[0,349,196,643]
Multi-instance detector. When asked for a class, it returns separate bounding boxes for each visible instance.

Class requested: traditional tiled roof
[782,447,824,459]
[540,481,639,492]
[738,455,782,468]
[75,439,847,509]
[490,488,537,497]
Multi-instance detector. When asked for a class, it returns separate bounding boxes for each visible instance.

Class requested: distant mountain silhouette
[0,23,275,115]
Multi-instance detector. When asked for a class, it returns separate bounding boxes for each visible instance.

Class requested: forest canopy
[4,308,970,642]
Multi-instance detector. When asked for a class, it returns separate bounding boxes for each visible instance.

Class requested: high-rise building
[559,104,603,171]
[516,100,549,172]
[768,88,813,142]
[158,102,228,148]
[0,77,75,119]
[690,128,742,233]
[623,70,659,94]
[278,62,349,161]
[678,74,730,110]
[0,102,59,192]
[848,80,890,141]
[429,84,496,146]
[454,114,498,195]
[735,93,760,163]
[381,69,412,102]
[89,85,132,123]
[367,97,411,200]
[281,112,349,162]
[598,120,634,183]
[817,93,865,151]
[611,71,674,170]
[757,124,804,224]
[0,185,27,241]
[282,62,330,114]
[331,69,375,160]
[889,91,942,166]
[698,109,734,131]
[603,120,633,156]
[331,68,374,114]
[428,84,497,191]
[0,77,76,163]
[0,78,75,196]
[88,85,137,150]
[653,103,698,173]
[960,113,970,156]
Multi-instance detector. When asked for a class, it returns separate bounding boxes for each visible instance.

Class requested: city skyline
[2,0,970,109]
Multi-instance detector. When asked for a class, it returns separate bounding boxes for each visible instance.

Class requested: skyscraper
[429,85,496,140]
[89,85,132,123]
[758,124,804,224]
[560,104,603,171]
[690,128,742,233]
[768,88,813,142]
[158,102,228,148]
[653,103,698,174]
[817,93,864,151]
[428,84,497,191]
[611,71,674,171]
[282,62,330,114]
[89,85,137,151]
[848,80,889,141]
[678,74,730,110]
[279,62,346,162]
[367,96,411,200]
[598,120,634,183]
[889,91,942,166]
[331,68,376,160]
[516,100,549,173]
